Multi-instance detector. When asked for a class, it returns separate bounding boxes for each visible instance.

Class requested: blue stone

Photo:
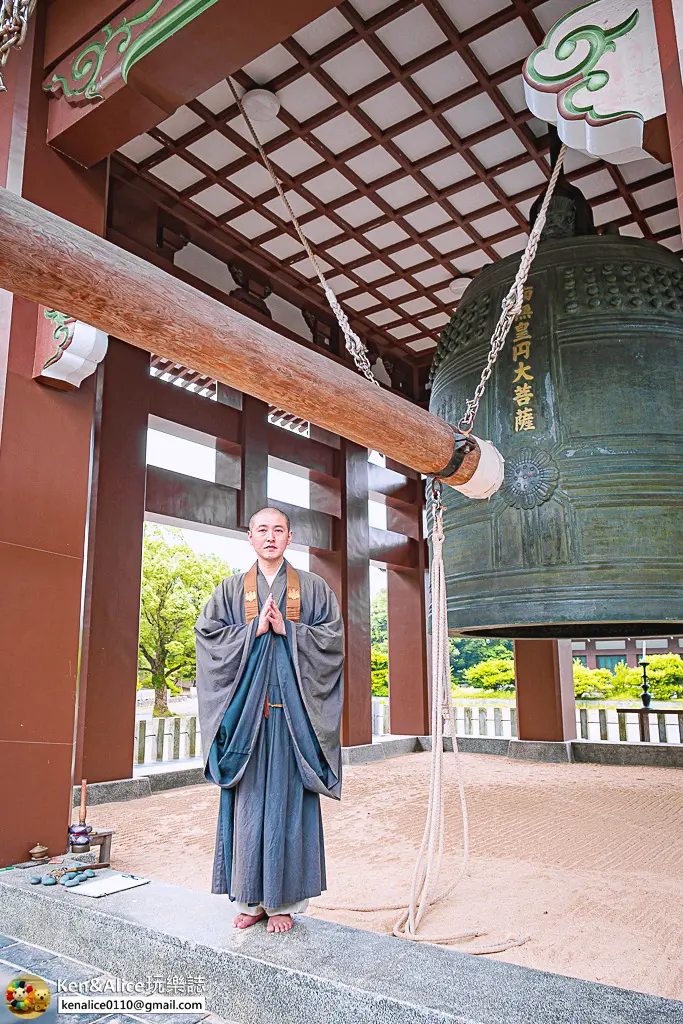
[83,869,95,878]
[41,877,57,886]
[29,876,41,885]
[63,878,81,888]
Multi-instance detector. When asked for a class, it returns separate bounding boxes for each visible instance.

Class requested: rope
[227,77,379,386]
[234,77,567,950]
[317,482,528,953]
[0,0,35,92]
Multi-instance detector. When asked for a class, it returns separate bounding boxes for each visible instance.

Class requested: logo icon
[5,975,51,1017]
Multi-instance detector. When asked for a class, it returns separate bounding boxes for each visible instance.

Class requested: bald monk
[195,507,344,934]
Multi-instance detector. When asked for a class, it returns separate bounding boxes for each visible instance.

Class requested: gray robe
[195,561,344,906]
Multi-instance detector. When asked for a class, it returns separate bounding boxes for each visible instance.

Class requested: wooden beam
[0,186,462,482]
[43,0,348,167]
[146,466,239,530]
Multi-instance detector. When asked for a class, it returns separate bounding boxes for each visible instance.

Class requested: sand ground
[77,752,683,1000]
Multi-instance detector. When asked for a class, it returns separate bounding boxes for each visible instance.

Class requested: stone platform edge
[74,736,683,807]
[2,867,682,1024]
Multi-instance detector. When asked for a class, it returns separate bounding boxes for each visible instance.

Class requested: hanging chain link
[457,145,567,434]
[0,0,36,91]
[229,79,378,386]
[228,78,380,387]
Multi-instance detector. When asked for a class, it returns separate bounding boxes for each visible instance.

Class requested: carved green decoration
[43,309,75,368]
[44,0,219,103]
[45,0,163,101]
[525,5,641,124]
[121,0,220,82]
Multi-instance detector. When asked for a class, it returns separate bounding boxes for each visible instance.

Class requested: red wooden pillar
[75,340,150,784]
[386,501,429,737]
[514,639,577,742]
[238,395,269,527]
[311,439,372,747]
[653,0,683,217]
[0,15,107,865]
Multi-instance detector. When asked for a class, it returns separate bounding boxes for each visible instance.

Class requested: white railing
[576,705,683,744]
[132,701,683,765]
[135,716,200,764]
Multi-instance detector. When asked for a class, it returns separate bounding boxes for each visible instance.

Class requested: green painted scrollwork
[43,309,75,368]
[121,0,219,82]
[44,0,163,102]
[525,5,642,123]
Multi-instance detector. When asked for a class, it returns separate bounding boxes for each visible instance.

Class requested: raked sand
[77,751,683,1000]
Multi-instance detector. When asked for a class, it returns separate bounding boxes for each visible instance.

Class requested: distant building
[571,638,683,670]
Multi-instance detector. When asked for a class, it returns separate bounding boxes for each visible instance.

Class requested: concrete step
[2,869,682,1024]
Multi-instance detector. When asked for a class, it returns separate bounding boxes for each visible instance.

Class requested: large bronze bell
[429,181,683,638]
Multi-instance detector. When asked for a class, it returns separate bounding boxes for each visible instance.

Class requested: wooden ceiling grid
[116,0,681,372]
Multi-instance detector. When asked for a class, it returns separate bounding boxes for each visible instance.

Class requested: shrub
[573,654,683,701]
[573,661,614,699]
[371,650,389,696]
[464,657,515,692]
[643,653,683,700]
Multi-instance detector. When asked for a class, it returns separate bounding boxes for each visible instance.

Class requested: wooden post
[386,499,429,737]
[76,340,150,784]
[239,396,269,529]
[0,186,466,483]
[653,0,683,220]
[514,639,577,742]
[310,440,372,748]
[0,19,108,867]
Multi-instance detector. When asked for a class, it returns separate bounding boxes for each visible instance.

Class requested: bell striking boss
[429,187,683,638]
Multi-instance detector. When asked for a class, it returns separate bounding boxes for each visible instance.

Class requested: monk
[195,507,344,934]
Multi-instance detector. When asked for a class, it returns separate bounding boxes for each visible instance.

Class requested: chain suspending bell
[0,0,36,91]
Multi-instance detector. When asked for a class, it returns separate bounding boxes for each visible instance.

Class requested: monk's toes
[267,915,293,933]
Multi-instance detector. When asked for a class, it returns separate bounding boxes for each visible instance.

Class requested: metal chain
[227,78,379,387]
[457,144,567,434]
[0,0,35,91]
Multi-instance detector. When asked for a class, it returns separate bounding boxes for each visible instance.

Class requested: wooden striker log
[0,187,475,484]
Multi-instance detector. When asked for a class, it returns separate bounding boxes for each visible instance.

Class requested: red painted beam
[44,0,346,167]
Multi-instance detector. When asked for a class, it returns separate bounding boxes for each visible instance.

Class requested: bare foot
[267,914,293,934]
[233,911,266,929]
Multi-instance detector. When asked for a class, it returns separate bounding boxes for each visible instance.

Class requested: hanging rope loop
[236,76,562,950]
[228,77,380,387]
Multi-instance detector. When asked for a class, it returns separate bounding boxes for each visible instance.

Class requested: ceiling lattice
[117,0,680,372]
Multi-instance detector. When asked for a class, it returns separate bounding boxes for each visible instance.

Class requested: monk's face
[248,510,292,562]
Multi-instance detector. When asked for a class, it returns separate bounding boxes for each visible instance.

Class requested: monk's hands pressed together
[255,594,286,637]
[265,594,287,636]
[255,596,272,637]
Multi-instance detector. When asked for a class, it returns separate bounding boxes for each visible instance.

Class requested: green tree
[138,524,231,716]
[464,657,515,692]
[371,650,389,696]
[450,637,514,684]
[371,589,388,655]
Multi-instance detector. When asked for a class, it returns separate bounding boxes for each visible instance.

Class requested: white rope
[227,77,379,386]
[317,484,528,952]
[0,0,35,92]
[235,79,566,949]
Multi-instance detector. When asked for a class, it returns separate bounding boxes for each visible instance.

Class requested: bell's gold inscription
[513,285,536,432]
